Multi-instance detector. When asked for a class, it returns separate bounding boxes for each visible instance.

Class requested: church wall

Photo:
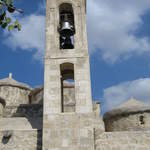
[3,104,43,118]
[63,86,76,112]
[95,131,150,150]
[43,113,95,150]
[0,86,30,106]
[0,130,42,150]
[104,112,150,132]
[0,117,42,130]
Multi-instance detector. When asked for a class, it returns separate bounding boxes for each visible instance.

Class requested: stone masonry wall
[0,130,42,150]
[3,104,43,118]
[0,86,30,106]
[63,86,75,112]
[95,131,150,150]
[104,112,150,131]
[43,113,95,150]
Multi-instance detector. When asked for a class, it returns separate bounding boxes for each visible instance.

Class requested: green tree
[0,0,23,31]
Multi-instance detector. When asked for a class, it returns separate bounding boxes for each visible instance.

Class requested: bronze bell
[59,14,74,37]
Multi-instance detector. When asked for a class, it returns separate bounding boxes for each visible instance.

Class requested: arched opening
[60,63,75,112]
[59,3,75,49]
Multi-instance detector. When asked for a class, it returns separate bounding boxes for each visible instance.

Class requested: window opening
[139,115,145,125]
[59,4,75,49]
[60,63,75,112]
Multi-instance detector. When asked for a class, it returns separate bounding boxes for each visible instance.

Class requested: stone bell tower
[43,0,94,149]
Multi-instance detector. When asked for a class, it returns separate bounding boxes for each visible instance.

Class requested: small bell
[59,14,74,37]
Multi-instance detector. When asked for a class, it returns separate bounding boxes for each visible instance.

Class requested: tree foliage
[0,0,23,31]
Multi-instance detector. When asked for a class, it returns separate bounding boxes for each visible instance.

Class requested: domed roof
[0,73,31,90]
[104,97,150,119]
[118,97,147,109]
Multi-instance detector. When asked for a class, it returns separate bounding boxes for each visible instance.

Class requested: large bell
[59,14,74,37]
[62,37,74,49]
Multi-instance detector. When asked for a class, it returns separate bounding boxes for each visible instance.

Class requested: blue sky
[1,0,150,113]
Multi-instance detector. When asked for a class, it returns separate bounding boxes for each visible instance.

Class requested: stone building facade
[0,0,150,150]
[104,98,150,132]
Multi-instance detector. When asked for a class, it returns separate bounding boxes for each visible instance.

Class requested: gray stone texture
[95,131,150,150]
[104,112,150,132]
[0,86,31,106]
[43,113,95,150]
[104,98,150,132]
[0,130,42,150]
[62,82,76,112]
[3,104,43,118]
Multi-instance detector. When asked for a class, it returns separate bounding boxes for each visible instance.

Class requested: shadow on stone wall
[14,104,43,149]
[3,104,43,149]
[11,104,43,117]
[37,130,42,150]
[11,104,43,129]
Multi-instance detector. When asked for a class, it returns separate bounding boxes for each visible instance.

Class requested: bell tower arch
[59,3,75,49]
[43,0,94,149]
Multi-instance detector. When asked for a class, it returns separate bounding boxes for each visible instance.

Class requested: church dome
[103,97,150,132]
[104,97,150,119]
[0,74,32,107]
[0,73,31,90]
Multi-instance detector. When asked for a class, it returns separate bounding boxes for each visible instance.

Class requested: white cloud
[3,14,45,61]
[3,0,150,63]
[87,0,150,63]
[102,78,150,113]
